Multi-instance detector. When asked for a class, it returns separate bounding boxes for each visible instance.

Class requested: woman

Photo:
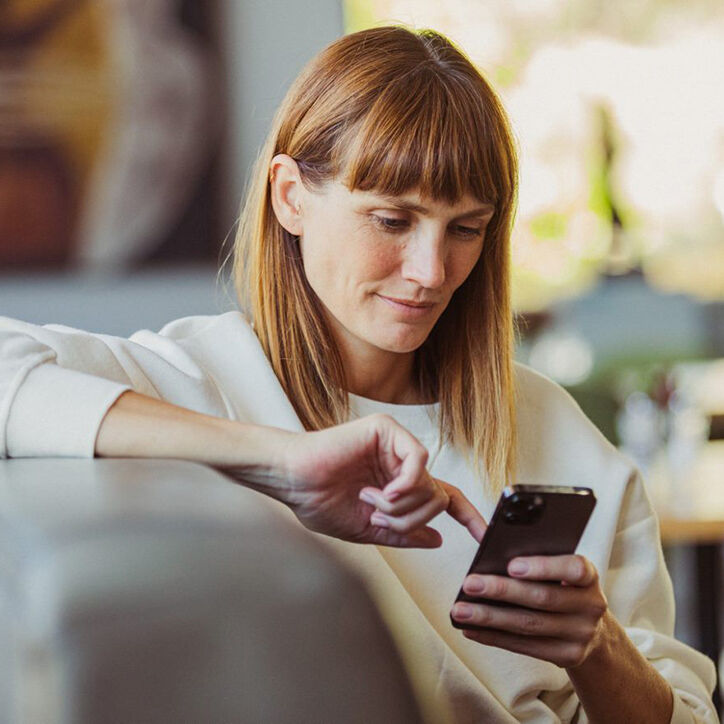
[0,25,717,723]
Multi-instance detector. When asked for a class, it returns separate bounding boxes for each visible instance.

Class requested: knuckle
[532,585,553,608]
[573,557,588,582]
[376,498,395,514]
[561,644,586,668]
[439,490,452,510]
[581,622,597,642]
[491,578,507,598]
[570,619,595,644]
[395,519,415,534]
[520,613,541,633]
[476,606,492,626]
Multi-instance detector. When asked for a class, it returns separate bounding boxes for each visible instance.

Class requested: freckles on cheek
[360,242,397,282]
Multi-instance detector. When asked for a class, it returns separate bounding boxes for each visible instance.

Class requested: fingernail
[509,560,529,575]
[465,578,486,595]
[453,603,472,620]
[359,492,376,505]
[371,513,390,528]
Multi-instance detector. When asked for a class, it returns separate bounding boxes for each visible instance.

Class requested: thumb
[436,479,488,543]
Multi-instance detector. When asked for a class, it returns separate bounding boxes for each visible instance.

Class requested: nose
[400,230,446,289]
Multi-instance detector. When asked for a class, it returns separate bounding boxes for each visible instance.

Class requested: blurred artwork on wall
[0,0,220,272]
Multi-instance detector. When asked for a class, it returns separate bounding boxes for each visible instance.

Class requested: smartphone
[451,485,596,628]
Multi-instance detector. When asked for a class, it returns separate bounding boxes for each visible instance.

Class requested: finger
[460,628,587,669]
[462,574,589,613]
[359,485,432,516]
[371,524,442,548]
[451,600,593,641]
[437,480,487,543]
[370,493,446,535]
[379,430,429,499]
[508,555,598,587]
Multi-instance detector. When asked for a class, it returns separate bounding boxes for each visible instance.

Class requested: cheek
[356,240,399,281]
[300,231,394,311]
[312,236,397,289]
[450,246,484,289]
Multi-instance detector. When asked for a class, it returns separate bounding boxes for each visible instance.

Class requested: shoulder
[513,361,593,431]
[511,363,657,563]
[151,310,254,341]
[114,311,262,377]
[513,360,605,439]
[126,310,257,353]
[512,361,633,491]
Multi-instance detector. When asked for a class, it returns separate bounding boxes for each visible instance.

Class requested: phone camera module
[503,493,545,525]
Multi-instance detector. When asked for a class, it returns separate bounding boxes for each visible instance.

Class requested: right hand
[275,413,487,548]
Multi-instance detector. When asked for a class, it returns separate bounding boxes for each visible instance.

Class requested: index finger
[437,479,487,543]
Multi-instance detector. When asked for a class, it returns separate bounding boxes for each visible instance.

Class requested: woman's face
[271,157,495,365]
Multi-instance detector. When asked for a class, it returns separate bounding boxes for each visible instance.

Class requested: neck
[340,344,423,404]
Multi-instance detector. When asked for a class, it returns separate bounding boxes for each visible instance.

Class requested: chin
[371,327,431,353]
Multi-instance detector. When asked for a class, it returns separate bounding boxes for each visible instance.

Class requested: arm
[96,390,486,548]
[1,316,485,547]
[566,610,674,723]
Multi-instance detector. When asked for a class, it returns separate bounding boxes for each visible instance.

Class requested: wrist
[567,611,674,724]
[567,609,619,674]
[211,419,298,501]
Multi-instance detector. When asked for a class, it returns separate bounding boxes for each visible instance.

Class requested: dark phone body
[451,485,596,629]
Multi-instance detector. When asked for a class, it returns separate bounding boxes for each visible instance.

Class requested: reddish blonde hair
[230,25,519,494]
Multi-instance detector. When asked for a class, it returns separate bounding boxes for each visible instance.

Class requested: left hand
[450,554,610,668]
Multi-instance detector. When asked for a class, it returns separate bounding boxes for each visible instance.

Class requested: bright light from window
[344,0,724,309]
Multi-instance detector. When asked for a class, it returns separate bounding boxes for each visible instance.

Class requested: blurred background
[1,0,723,706]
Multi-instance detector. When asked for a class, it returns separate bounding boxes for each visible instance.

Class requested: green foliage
[529,212,568,241]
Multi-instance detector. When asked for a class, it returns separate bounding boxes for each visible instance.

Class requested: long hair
[230,25,519,495]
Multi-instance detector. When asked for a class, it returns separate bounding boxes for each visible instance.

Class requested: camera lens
[504,492,545,524]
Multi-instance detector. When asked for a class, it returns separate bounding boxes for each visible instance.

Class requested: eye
[451,225,484,239]
[370,215,409,233]
[369,214,485,239]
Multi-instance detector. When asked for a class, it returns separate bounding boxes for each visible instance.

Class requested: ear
[269,154,304,236]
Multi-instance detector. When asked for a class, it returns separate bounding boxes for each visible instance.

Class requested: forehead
[314,178,492,214]
[349,185,495,217]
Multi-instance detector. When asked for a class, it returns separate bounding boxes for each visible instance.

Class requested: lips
[379,295,434,308]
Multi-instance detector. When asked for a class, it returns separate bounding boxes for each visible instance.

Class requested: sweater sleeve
[602,467,718,724]
[0,315,227,460]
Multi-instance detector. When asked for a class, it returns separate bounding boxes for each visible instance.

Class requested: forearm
[568,610,674,724]
[95,390,295,496]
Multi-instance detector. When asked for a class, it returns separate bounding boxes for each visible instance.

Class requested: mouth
[378,295,435,308]
[376,294,436,317]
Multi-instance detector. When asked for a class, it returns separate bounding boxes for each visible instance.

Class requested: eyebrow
[377,195,496,219]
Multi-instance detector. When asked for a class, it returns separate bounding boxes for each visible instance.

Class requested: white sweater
[0,310,717,723]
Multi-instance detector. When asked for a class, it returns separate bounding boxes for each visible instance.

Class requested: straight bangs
[337,70,505,211]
